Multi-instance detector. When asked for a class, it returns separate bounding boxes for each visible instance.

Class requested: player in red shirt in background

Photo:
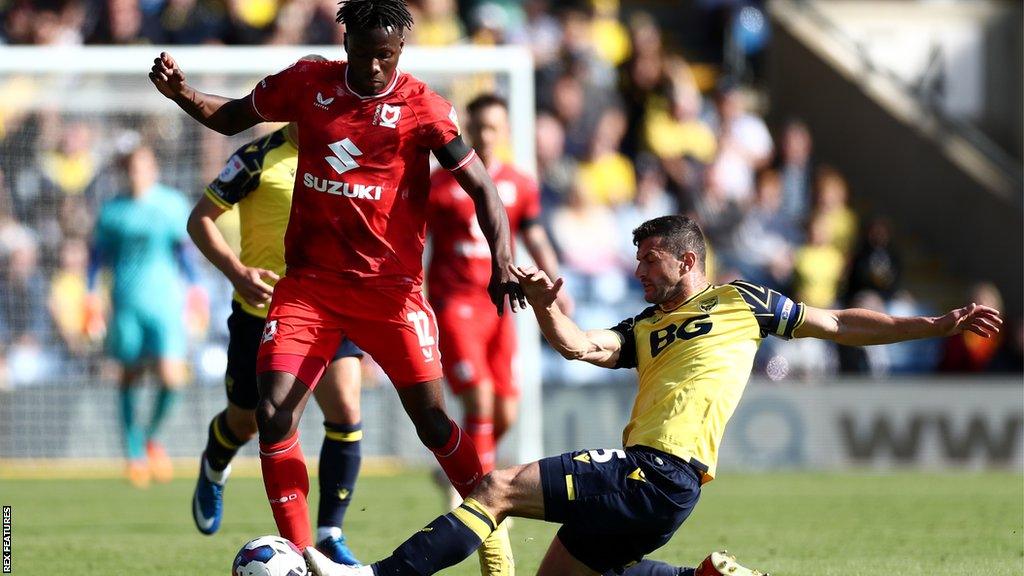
[148,1,524,569]
[427,93,571,488]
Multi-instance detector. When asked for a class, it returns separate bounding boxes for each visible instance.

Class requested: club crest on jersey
[373,103,402,129]
[315,92,335,110]
[699,296,718,313]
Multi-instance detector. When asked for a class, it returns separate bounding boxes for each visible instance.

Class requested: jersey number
[326,138,363,175]
[407,311,436,361]
[588,449,626,463]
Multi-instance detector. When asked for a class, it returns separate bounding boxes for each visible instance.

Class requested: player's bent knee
[255,399,298,442]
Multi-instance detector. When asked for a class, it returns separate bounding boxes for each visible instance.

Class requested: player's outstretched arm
[453,157,525,315]
[149,52,261,136]
[509,264,622,368]
[794,303,1002,346]
[186,195,278,308]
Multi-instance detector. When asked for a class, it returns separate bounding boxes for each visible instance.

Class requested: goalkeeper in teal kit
[89,142,205,488]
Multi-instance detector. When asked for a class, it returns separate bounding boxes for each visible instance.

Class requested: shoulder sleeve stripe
[204,187,234,210]
[250,91,269,122]
[449,148,477,172]
[730,280,804,340]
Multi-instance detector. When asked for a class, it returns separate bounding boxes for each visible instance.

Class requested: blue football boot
[316,532,361,566]
[192,453,228,535]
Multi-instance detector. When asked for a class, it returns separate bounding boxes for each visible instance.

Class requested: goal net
[0,45,542,468]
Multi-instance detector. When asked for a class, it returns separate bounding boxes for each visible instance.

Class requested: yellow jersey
[204,128,296,319]
[610,280,805,483]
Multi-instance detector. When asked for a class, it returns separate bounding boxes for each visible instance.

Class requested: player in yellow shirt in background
[305,214,1001,576]
[187,121,364,566]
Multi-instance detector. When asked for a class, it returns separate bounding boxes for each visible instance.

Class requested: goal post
[0,45,543,465]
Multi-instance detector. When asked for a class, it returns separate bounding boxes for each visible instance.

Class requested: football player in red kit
[427,94,570,477]
[148,0,524,567]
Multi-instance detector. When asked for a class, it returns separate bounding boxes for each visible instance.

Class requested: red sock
[465,415,495,474]
[432,419,483,498]
[259,434,312,548]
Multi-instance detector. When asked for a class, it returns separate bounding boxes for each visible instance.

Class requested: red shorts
[433,294,517,398]
[256,272,442,388]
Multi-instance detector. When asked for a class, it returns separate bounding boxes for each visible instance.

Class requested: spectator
[590,0,630,67]
[467,2,518,46]
[535,112,576,211]
[707,80,773,203]
[615,157,675,266]
[0,235,54,386]
[40,121,97,198]
[712,79,773,169]
[776,119,814,226]
[554,2,615,88]
[1,1,36,44]
[844,217,901,303]
[643,58,718,204]
[408,0,465,46]
[29,3,84,45]
[811,165,857,256]
[224,0,277,44]
[86,0,157,44]
[547,72,606,159]
[160,0,229,45]
[791,215,845,308]
[940,282,1004,372]
[577,107,635,206]
[266,0,315,45]
[692,161,745,273]
[550,180,623,304]
[730,168,794,287]
[0,172,32,259]
[617,12,666,158]
[49,236,93,359]
[518,0,562,67]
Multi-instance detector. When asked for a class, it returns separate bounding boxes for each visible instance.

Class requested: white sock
[202,457,230,485]
[316,525,342,543]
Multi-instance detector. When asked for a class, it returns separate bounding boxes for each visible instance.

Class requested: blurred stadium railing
[1,376,1021,472]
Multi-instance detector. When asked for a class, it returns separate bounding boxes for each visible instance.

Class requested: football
[232,535,308,576]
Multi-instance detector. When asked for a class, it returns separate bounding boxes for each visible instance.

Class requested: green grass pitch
[0,469,1021,575]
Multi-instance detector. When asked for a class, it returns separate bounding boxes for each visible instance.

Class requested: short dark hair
[466,93,508,117]
[632,215,706,263]
[336,0,414,35]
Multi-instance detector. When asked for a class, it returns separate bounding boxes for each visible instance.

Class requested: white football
[232,535,308,576]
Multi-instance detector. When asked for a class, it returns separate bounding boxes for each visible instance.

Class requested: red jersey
[427,162,540,298]
[250,59,472,286]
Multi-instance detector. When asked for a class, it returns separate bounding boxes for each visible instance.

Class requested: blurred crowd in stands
[0,0,1020,389]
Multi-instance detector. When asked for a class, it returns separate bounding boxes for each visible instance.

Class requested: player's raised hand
[149,52,188,99]
[509,264,565,310]
[939,303,1003,338]
[488,261,526,316]
[232,267,279,309]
